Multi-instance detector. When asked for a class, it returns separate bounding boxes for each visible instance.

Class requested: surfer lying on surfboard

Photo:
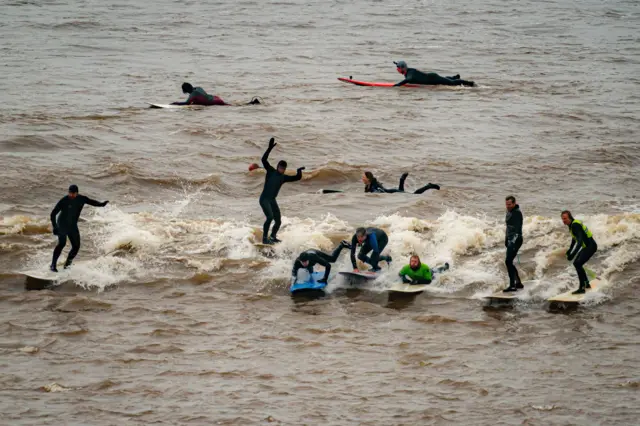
[363,171,440,194]
[171,82,229,106]
[399,255,450,284]
[393,60,475,87]
[350,227,392,273]
[292,241,351,284]
[50,184,109,272]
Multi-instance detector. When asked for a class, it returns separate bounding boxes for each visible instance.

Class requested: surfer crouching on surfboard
[171,82,229,106]
[562,210,598,294]
[350,227,392,272]
[259,137,305,245]
[363,171,440,193]
[292,241,351,284]
[393,60,475,87]
[50,185,109,272]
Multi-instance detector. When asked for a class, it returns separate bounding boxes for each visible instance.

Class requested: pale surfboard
[387,282,428,293]
[147,103,194,109]
[339,271,380,280]
[548,279,603,303]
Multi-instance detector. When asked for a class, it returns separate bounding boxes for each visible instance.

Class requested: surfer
[172,82,228,106]
[363,171,440,194]
[393,61,475,87]
[399,255,450,284]
[350,227,392,272]
[503,196,524,292]
[562,211,598,294]
[260,137,305,244]
[49,185,109,272]
[292,241,352,284]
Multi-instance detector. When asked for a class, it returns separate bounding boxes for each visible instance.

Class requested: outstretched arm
[284,167,305,183]
[394,79,409,87]
[83,196,109,207]
[261,138,276,171]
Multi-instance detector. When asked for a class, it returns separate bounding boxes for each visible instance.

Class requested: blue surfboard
[290,272,327,294]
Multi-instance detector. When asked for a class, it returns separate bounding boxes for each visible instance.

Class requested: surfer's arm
[368,233,380,253]
[83,196,108,207]
[568,223,586,258]
[283,167,304,183]
[350,235,358,269]
[50,199,63,229]
[261,146,275,171]
[394,79,409,87]
[171,101,188,105]
[291,260,301,277]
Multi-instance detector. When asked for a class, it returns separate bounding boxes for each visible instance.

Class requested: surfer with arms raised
[50,185,109,272]
[393,60,475,87]
[259,137,305,245]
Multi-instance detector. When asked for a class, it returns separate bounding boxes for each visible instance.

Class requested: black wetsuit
[365,175,439,194]
[292,243,348,282]
[567,221,597,287]
[505,205,523,288]
[395,68,474,87]
[350,227,391,271]
[50,195,107,268]
[260,145,302,243]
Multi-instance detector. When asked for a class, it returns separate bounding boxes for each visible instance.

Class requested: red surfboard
[338,77,422,88]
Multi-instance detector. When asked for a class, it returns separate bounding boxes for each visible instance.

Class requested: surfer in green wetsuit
[172,82,228,106]
[561,210,598,294]
[393,60,475,87]
[398,255,450,284]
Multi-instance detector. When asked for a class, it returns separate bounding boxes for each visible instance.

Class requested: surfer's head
[362,171,376,186]
[505,195,516,212]
[409,255,421,270]
[68,184,79,199]
[299,252,310,267]
[394,60,408,75]
[355,227,367,244]
[561,210,574,226]
[277,160,287,174]
[181,82,194,94]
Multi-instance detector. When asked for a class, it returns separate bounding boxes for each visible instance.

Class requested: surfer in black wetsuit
[503,196,524,292]
[562,210,598,294]
[393,60,475,87]
[292,240,351,284]
[260,137,305,245]
[362,171,440,194]
[350,227,392,272]
[50,185,109,272]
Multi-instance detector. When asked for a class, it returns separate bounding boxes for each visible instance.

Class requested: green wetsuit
[399,263,433,284]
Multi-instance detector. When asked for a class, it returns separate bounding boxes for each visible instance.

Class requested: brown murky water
[1,0,639,424]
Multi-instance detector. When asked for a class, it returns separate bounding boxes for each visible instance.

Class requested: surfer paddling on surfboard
[171,82,229,106]
[393,60,475,87]
[562,210,598,294]
[49,185,109,272]
[259,137,305,245]
[350,227,392,272]
[399,255,450,284]
[503,196,524,292]
[292,241,351,284]
[363,171,440,194]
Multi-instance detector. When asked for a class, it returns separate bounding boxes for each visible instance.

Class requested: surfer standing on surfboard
[393,61,475,87]
[362,171,440,193]
[171,82,228,106]
[350,227,392,272]
[561,210,598,294]
[503,196,524,292]
[49,185,109,272]
[259,137,305,245]
[292,241,351,284]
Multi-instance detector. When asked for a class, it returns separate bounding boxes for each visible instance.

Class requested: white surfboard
[484,290,523,301]
[147,103,194,109]
[548,279,603,303]
[19,269,70,281]
[387,282,428,293]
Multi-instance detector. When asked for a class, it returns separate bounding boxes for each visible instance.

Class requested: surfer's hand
[52,228,58,236]
[297,167,306,172]
[353,268,359,273]
[101,201,109,207]
[268,137,276,148]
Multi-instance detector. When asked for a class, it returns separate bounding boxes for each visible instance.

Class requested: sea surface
[1,0,639,424]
